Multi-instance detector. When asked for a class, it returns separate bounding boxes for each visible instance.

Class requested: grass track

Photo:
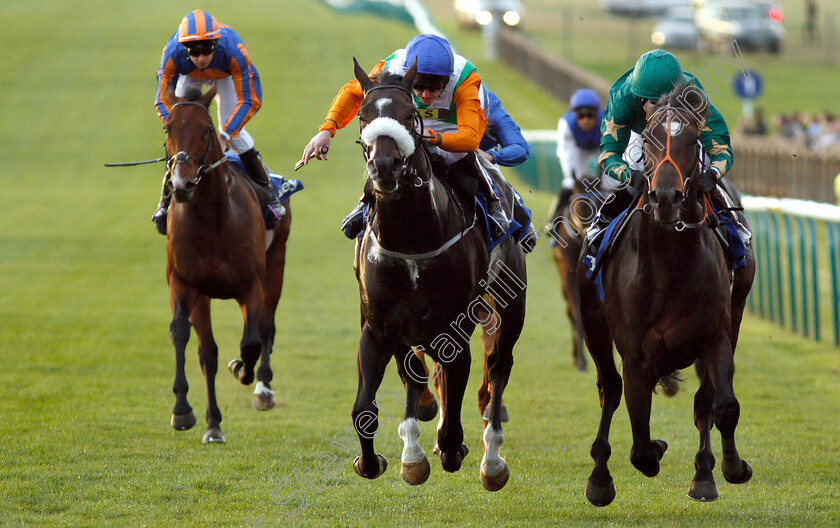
[0,1,838,526]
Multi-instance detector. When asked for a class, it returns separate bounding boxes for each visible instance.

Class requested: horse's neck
[373,176,459,253]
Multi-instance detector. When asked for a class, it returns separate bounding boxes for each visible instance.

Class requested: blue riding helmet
[403,34,454,76]
[570,88,601,110]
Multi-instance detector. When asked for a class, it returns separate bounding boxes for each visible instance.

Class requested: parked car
[601,0,692,18]
[651,6,699,49]
[694,0,784,53]
[454,0,523,29]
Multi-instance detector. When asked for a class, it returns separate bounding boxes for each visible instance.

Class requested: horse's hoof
[400,457,431,485]
[353,454,387,479]
[653,439,668,460]
[202,427,225,444]
[688,479,719,502]
[439,443,469,473]
[227,359,243,378]
[481,405,509,423]
[416,400,438,422]
[723,459,753,484]
[585,476,616,507]
[171,411,197,431]
[480,462,510,492]
[252,392,276,411]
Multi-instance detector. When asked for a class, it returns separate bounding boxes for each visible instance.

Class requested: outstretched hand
[296,130,332,171]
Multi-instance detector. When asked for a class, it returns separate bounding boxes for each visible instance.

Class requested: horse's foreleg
[705,339,753,487]
[579,276,621,506]
[254,248,286,411]
[437,348,471,474]
[228,283,264,386]
[624,358,668,478]
[689,373,717,501]
[169,280,199,432]
[479,309,518,492]
[351,326,391,480]
[414,350,439,422]
[191,296,224,443]
[395,347,431,485]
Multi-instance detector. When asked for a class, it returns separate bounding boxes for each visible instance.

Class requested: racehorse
[164,85,291,443]
[549,182,605,372]
[576,82,756,505]
[350,59,527,491]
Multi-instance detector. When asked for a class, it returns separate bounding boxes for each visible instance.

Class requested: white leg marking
[398,418,426,464]
[481,425,506,475]
[254,381,274,396]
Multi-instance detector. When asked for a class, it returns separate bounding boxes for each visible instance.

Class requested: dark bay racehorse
[549,182,605,372]
[350,60,527,491]
[577,83,755,505]
[164,85,291,443]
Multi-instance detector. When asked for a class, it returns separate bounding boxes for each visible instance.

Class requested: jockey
[479,90,531,167]
[152,9,283,235]
[300,34,534,245]
[548,88,619,225]
[586,49,742,247]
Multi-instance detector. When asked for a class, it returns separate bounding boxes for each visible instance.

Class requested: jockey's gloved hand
[698,168,719,194]
[628,170,647,195]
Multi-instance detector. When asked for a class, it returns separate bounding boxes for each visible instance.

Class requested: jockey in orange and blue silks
[300,34,536,248]
[151,10,283,236]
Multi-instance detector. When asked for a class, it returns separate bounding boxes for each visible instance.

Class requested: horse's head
[164,85,221,203]
[354,58,422,195]
[642,83,708,226]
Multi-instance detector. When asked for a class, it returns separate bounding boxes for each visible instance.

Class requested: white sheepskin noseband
[360,117,416,158]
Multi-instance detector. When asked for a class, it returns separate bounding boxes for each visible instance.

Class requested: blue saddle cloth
[357,192,532,255]
[224,152,303,204]
[581,207,747,302]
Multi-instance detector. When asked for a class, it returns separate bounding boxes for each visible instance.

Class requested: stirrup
[263,202,284,230]
[519,223,537,253]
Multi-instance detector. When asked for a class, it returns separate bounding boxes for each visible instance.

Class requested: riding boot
[341,181,374,239]
[710,184,752,247]
[584,185,636,250]
[473,167,511,240]
[240,148,284,230]
[151,170,171,236]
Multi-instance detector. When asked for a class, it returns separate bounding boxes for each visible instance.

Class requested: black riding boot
[472,164,511,240]
[151,170,171,236]
[709,184,752,247]
[584,185,636,249]
[240,148,283,230]
[341,181,374,239]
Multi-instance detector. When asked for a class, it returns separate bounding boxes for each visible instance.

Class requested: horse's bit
[166,101,228,186]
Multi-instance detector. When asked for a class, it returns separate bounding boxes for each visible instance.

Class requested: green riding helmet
[631,49,683,100]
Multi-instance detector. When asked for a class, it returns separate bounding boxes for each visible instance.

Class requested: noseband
[167,101,228,186]
[643,104,707,231]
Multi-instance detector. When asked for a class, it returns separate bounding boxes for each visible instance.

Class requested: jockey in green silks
[586,49,744,247]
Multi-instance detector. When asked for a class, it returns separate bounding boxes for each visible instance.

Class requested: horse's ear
[200,86,217,109]
[643,100,656,120]
[353,57,374,93]
[402,58,418,90]
[166,83,178,104]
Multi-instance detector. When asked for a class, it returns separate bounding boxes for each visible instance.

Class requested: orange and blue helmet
[178,10,221,43]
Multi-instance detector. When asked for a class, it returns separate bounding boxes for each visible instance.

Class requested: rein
[167,101,228,186]
[644,104,708,231]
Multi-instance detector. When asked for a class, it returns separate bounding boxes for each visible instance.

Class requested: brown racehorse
[350,60,526,491]
[577,83,755,505]
[549,183,605,372]
[164,85,291,443]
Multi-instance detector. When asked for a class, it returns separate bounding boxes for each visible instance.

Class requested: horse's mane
[183,85,203,102]
[372,70,405,86]
[654,82,709,123]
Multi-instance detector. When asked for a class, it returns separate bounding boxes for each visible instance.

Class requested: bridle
[166,101,228,186]
[357,83,432,188]
[643,103,708,231]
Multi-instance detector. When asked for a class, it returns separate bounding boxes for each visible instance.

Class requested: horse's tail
[655,370,686,397]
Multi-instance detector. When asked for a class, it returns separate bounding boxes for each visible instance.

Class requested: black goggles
[185,43,216,57]
[412,82,445,93]
[574,107,597,119]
